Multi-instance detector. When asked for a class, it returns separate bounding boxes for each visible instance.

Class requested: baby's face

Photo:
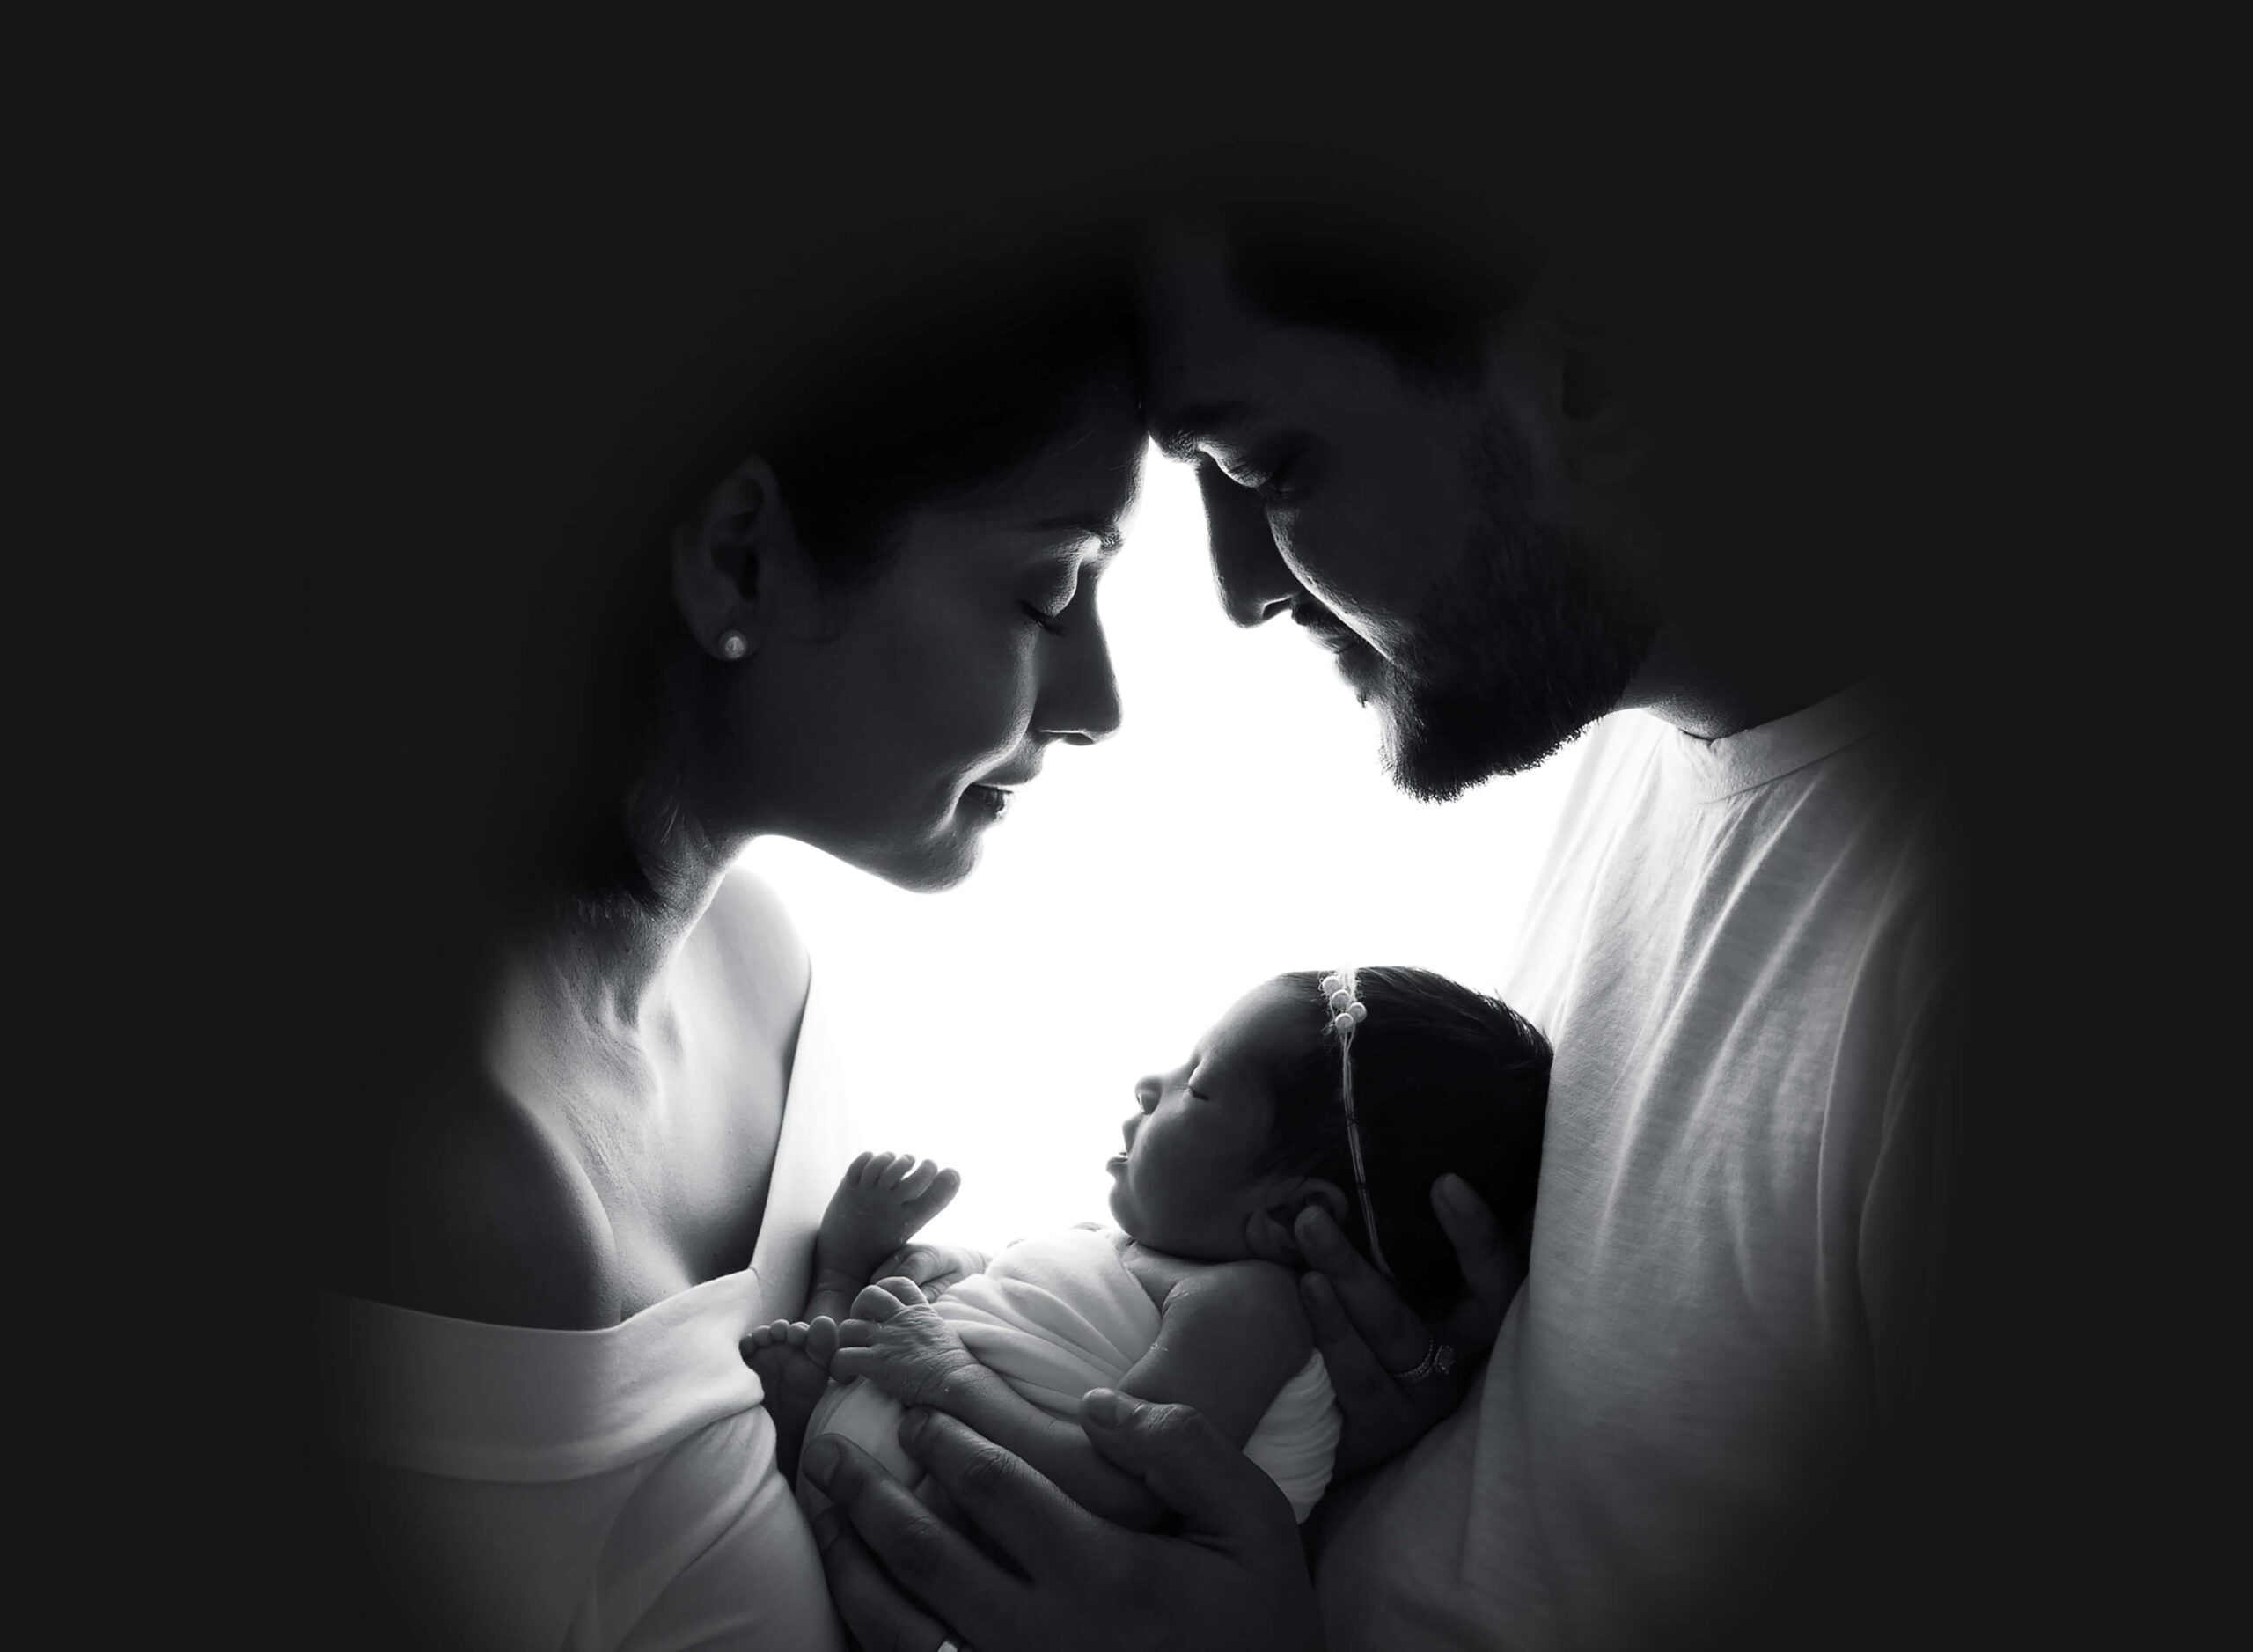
[1107,976,1311,1259]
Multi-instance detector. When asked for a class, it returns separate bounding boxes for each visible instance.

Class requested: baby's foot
[817,1151,963,1287]
[740,1317,842,1482]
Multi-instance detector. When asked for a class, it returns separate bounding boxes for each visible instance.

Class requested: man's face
[1139,236,1655,798]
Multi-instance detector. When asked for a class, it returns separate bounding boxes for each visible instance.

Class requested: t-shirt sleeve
[1855,919,1970,1429]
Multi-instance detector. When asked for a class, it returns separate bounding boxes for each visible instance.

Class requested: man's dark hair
[1257,966,1552,1320]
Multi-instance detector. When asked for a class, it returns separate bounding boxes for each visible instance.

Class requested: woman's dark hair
[492,241,1141,919]
[1258,966,1552,1321]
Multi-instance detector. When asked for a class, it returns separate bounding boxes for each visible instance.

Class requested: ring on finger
[1388,1333,1457,1384]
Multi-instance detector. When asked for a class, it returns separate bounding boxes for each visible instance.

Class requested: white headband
[1321,969,1393,1278]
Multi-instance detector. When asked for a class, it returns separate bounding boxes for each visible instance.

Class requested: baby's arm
[744,1150,963,1479]
[831,1260,1310,1531]
[807,1150,964,1323]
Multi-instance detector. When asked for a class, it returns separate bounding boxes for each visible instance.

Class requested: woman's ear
[670,455,799,662]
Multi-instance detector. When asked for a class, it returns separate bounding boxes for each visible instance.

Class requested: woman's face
[738,373,1146,890]
[1108,977,1315,1259]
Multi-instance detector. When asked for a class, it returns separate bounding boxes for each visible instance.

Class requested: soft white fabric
[1310,682,1960,1649]
[804,1224,1344,1522]
[312,975,856,1651]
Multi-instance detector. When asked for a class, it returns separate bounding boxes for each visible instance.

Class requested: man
[807,151,1978,1648]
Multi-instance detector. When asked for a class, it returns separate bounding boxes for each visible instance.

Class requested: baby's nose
[1133,1076,1160,1112]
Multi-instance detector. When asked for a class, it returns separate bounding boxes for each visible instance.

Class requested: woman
[294,64,1149,1637]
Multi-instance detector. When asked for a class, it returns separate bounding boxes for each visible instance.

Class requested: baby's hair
[1256,966,1552,1320]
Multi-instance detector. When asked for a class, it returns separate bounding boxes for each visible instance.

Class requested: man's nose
[1195,457,1300,628]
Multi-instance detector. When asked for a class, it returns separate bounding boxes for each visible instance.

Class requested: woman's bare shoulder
[321,1077,624,1331]
[701,866,811,1006]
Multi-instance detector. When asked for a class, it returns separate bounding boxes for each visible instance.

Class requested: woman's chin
[840,819,987,893]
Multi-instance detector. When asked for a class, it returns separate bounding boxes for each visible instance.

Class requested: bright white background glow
[739,444,1588,1252]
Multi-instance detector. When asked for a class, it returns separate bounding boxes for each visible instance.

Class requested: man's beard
[1367,408,1657,803]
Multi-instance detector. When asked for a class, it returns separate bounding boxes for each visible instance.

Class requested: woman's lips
[964,783,1013,819]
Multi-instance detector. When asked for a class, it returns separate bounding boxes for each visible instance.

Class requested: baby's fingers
[857,1150,901,1188]
[828,1347,879,1384]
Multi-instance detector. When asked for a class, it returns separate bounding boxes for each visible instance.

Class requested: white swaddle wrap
[802,1225,1342,1522]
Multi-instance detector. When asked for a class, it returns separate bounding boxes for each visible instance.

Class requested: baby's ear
[1242,1204,1306,1267]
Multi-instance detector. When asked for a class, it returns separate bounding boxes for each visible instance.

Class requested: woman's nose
[1036,607,1125,747]
[1195,456,1302,628]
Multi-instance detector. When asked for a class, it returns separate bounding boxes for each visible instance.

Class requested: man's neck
[1625,613,1885,742]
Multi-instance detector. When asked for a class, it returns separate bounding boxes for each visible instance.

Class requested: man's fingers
[1080,1390,1300,1546]
[1296,1205,1430,1369]
[804,1435,1017,1648]
[1430,1173,1523,1337]
[808,1503,959,1652]
[897,1407,1093,1577]
[1300,1274,1420,1428]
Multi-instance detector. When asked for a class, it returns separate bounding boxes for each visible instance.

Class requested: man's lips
[1292,606,1358,655]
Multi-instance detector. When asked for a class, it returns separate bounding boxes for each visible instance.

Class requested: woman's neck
[497,809,738,1072]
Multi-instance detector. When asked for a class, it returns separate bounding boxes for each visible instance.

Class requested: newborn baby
[744,965,1552,1530]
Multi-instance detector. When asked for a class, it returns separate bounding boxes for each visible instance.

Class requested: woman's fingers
[1078,1390,1299,1547]
[808,1502,960,1652]
[1430,1173,1523,1341]
[1295,1205,1429,1369]
[804,1434,1018,1650]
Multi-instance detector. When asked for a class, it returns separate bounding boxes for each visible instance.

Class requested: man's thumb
[1081,1390,1293,1538]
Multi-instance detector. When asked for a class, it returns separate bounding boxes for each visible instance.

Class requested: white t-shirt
[1310,681,1961,1649]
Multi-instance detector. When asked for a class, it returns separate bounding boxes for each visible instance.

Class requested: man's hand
[1295,1173,1524,1477]
[804,1391,1323,1652]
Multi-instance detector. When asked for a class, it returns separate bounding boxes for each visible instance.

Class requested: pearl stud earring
[719,630,748,661]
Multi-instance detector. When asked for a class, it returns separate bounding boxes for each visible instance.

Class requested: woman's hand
[804,1391,1324,1652]
[1295,1172,1525,1477]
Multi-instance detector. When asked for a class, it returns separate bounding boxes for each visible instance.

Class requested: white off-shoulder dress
[312,978,855,1651]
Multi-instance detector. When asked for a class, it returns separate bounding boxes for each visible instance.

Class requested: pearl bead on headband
[1322,968,1394,1279]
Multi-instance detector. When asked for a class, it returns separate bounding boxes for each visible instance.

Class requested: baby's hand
[830,1277,987,1413]
[738,1317,841,1482]
[817,1151,964,1288]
